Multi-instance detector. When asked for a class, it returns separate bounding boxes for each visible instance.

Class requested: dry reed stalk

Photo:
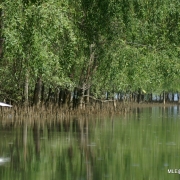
[0,101,155,125]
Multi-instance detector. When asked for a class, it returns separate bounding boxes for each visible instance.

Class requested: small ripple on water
[97,157,103,161]
[166,142,176,146]
[132,163,140,167]
[163,163,169,167]
[104,174,112,178]
[87,143,96,146]
[40,137,47,140]
[84,161,90,164]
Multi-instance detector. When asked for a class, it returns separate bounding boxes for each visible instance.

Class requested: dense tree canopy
[0,0,180,106]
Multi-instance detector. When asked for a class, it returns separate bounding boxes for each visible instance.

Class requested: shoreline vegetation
[1,1,180,115]
[0,99,179,121]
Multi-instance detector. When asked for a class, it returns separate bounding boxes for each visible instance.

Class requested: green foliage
[0,0,180,103]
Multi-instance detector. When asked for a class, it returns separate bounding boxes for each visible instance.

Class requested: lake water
[0,106,180,180]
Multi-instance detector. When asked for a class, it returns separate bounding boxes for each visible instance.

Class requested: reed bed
[0,101,178,126]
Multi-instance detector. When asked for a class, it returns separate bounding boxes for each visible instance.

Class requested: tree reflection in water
[0,106,179,179]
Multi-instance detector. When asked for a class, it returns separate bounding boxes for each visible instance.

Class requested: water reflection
[0,106,180,179]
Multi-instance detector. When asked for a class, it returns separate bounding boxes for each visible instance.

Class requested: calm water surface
[0,106,180,180]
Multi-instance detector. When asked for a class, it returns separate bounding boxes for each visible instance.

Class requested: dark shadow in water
[33,122,40,159]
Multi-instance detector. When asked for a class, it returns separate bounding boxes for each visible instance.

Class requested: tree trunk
[41,83,45,103]
[160,94,162,102]
[132,92,136,102]
[84,87,90,107]
[163,91,166,105]
[79,87,85,110]
[54,88,59,104]
[166,93,169,102]
[0,39,3,58]
[0,9,3,58]
[80,84,85,109]
[24,69,29,106]
[58,88,65,107]
[33,77,42,106]
[73,88,78,109]
[137,88,141,103]
[178,93,180,103]
[172,93,174,102]
[113,98,116,111]
[46,87,52,104]
[62,89,71,108]
[106,92,109,100]
[149,93,152,102]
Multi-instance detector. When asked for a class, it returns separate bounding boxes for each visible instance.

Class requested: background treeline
[0,0,180,108]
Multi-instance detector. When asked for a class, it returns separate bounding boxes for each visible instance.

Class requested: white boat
[0,102,12,107]
[0,157,11,165]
